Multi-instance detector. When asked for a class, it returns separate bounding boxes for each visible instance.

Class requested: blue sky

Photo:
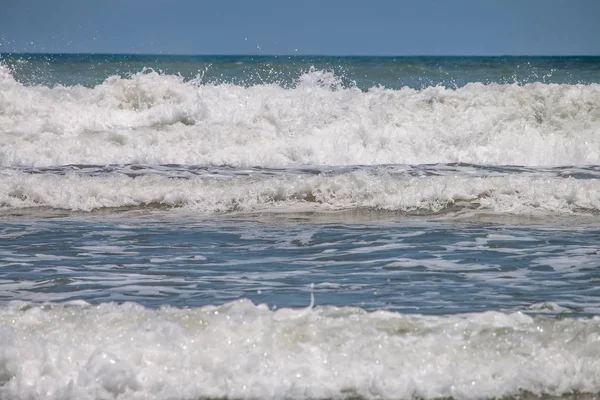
[1,0,599,55]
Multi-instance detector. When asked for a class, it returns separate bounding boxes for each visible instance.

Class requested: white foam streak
[1,69,600,167]
[0,301,599,399]
[2,170,600,215]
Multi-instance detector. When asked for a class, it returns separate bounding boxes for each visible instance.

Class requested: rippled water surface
[2,214,599,316]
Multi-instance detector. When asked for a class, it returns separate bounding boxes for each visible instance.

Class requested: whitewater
[1,54,600,400]
[1,65,600,168]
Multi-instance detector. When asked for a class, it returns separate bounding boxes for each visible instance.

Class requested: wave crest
[2,168,600,215]
[1,68,599,167]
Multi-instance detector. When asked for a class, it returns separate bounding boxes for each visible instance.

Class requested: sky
[1,0,599,56]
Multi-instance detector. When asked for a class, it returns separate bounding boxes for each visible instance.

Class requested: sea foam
[0,301,599,400]
[1,67,599,167]
[2,168,600,215]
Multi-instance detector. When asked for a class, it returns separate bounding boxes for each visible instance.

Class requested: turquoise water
[4,53,600,88]
[1,54,600,399]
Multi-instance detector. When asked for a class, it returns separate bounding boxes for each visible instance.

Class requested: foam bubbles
[2,168,600,215]
[0,301,599,399]
[1,69,599,167]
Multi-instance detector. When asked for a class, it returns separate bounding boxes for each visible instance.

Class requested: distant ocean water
[1,53,600,400]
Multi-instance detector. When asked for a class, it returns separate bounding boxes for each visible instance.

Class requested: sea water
[1,54,600,399]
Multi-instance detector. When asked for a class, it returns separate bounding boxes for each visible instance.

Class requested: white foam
[0,301,598,399]
[2,169,600,215]
[1,68,600,167]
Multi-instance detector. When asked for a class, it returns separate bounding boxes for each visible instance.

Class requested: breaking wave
[1,66,599,167]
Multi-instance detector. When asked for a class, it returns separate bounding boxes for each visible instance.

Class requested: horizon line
[2,52,599,58]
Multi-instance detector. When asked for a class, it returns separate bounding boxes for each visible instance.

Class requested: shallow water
[1,214,600,316]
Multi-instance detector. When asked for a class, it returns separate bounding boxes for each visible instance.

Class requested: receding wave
[2,166,600,215]
[1,65,599,167]
[1,300,599,399]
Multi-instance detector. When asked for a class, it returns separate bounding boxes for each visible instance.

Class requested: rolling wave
[2,167,600,215]
[1,66,599,167]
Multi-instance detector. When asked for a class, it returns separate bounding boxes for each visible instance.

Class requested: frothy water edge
[1,300,600,400]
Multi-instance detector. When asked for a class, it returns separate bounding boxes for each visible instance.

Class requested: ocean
[1,53,600,399]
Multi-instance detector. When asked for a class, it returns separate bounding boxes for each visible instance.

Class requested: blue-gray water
[0,54,600,399]
[4,53,600,89]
